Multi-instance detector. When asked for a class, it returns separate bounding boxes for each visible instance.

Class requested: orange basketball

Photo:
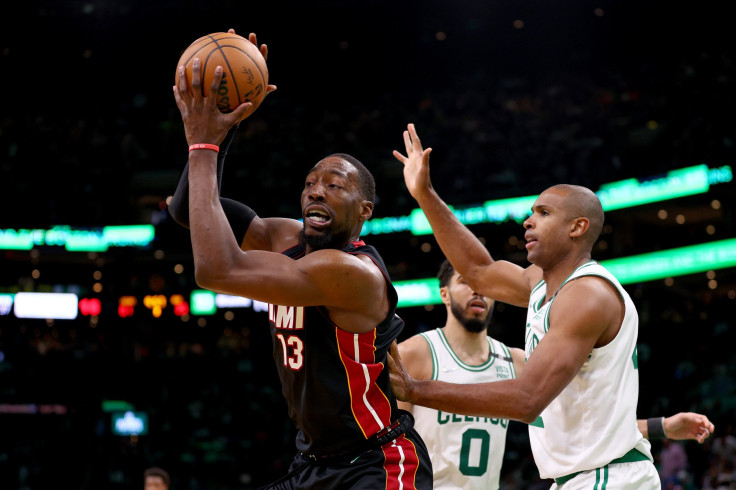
[176,32,269,118]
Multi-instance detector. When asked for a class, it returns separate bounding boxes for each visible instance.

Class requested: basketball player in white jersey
[398,259,525,489]
[390,124,714,489]
[399,259,714,489]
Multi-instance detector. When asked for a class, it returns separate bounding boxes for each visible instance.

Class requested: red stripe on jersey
[382,435,421,489]
[335,328,392,437]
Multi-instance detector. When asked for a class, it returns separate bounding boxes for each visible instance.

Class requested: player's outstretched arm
[393,123,537,307]
[388,275,618,423]
[638,413,714,444]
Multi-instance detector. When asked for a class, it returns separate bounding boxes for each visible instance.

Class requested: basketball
[176,32,269,118]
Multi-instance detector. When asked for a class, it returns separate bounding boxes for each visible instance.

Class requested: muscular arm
[511,338,712,442]
[176,61,385,332]
[393,124,539,307]
[190,166,387,331]
[169,31,288,252]
[390,277,619,423]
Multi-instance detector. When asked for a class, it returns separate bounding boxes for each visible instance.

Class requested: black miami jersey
[269,240,404,456]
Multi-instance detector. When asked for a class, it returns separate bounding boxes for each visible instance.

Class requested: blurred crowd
[1,30,733,230]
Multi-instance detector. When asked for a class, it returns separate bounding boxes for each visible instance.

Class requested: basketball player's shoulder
[309,247,374,269]
[398,333,434,380]
[562,274,621,306]
[344,246,390,281]
[399,332,433,356]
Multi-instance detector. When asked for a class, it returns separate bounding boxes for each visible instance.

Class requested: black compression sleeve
[168,124,239,228]
[220,198,257,245]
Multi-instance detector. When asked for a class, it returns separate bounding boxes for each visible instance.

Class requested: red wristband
[188,143,220,153]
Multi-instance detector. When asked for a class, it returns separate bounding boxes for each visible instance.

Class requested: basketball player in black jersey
[169,33,432,489]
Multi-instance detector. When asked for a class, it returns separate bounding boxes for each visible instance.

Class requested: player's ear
[360,200,373,221]
[569,217,589,240]
[439,286,451,306]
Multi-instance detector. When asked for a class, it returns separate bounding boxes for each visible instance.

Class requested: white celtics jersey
[412,328,516,490]
[525,261,653,480]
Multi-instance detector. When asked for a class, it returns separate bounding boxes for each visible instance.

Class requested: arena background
[1,0,734,488]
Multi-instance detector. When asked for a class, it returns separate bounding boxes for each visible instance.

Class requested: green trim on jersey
[541,260,599,333]
[543,301,551,333]
[437,328,496,371]
[530,279,545,299]
[420,332,440,380]
[530,416,544,428]
[533,293,545,314]
[632,345,639,369]
[574,260,598,273]
[555,260,597,296]
[566,270,626,300]
[554,448,649,486]
[499,342,516,378]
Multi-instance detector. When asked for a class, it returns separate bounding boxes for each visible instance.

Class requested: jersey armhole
[419,332,439,380]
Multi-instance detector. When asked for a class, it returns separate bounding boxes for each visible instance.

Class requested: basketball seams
[206,34,243,112]
[177,32,267,114]
[227,44,267,96]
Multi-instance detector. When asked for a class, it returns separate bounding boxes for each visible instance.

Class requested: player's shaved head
[548,184,604,245]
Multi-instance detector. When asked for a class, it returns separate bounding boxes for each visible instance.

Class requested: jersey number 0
[459,428,491,476]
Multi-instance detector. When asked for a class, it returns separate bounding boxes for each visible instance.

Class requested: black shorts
[261,426,433,489]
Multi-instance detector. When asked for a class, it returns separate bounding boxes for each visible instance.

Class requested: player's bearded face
[299,157,363,251]
[298,225,350,251]
[449,295,492,333]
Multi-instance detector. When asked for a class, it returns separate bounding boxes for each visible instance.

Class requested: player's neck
[541,254,592,303]
[442,322,490,365]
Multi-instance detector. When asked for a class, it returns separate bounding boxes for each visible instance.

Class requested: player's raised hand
[173,58,249,146]
[227,28,277,95]
[393,123,433,201]
[664,412,715,443]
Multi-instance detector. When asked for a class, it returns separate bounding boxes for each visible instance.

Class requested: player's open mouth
[305,206,332,227]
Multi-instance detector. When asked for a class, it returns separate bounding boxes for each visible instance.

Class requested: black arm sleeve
[168,125,257,245]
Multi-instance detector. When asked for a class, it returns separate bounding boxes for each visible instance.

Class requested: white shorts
[549,460,660,489]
